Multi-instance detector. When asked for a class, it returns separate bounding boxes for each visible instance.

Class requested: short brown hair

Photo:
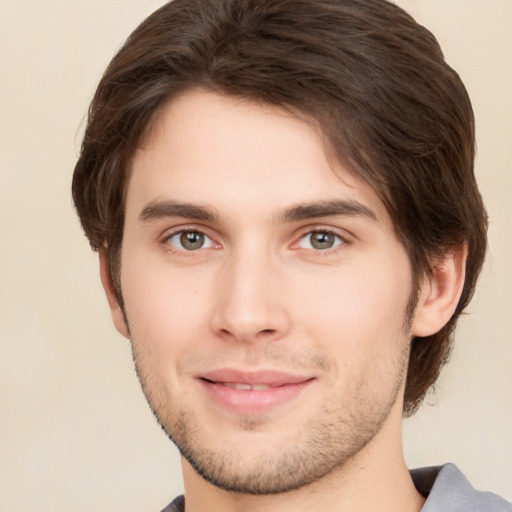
[72,0,488,415]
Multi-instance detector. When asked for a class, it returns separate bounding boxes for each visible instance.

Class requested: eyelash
[294,228,348,256]
[160,227,349,256]
[161,227,218,254]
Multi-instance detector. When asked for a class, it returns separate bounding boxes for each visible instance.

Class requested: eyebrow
[138,198,377,224]
[139,200,218,222]
[280,199,377,223]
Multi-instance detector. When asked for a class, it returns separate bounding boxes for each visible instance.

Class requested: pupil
[311,232,334,249]
[180,231,204,250]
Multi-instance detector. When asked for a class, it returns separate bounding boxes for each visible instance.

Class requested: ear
[99,247,130,339]
[411,245,467,337]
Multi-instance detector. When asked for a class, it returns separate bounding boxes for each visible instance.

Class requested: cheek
[292,256,413,359]
[120,253,214,359]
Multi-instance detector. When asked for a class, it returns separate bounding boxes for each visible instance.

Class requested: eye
[166,230,216,251]
[298,230,344,250]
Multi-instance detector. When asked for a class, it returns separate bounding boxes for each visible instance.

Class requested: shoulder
[411,463,511,512]
[160,495,185,512]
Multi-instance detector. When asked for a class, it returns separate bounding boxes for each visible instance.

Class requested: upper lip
[198,368,314,387]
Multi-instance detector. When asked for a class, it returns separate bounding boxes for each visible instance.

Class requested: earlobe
[99,247,130,339]
[411,245,467,338]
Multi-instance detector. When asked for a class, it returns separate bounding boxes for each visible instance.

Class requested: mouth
[197,369,315,415]
[216,382,273,391]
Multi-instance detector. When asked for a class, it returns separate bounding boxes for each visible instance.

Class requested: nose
[210,247,291,343]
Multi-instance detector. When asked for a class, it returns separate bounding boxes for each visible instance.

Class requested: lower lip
[199,379,314,415]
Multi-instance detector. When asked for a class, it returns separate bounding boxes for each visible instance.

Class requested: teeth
[223,383,251,390]
[234,383,252,391]
[222,383,269,391]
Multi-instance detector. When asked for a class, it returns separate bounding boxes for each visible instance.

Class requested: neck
[180,404,425,512]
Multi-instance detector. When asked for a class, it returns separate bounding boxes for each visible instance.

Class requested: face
[114,89,417,494]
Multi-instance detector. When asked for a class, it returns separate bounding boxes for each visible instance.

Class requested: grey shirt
[411,463,510,512]
[161,463,511,512]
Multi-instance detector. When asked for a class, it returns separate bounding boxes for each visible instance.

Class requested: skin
[100,89,466,512]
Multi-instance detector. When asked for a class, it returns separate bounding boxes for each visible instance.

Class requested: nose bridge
[211,240,289,342]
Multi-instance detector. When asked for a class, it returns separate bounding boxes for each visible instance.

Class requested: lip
[197,368,315,415]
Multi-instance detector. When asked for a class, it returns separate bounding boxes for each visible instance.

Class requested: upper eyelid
[288,227,352,255]
[160,224,215,240]
[161,228,220,254]
[296,230,346,247]
[159,226,218,248]
[299,229,345,239]
[293,224,353,242]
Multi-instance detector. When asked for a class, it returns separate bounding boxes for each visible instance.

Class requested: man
[72,0,510,511]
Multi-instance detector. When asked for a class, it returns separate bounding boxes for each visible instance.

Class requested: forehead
[127,88,391,227]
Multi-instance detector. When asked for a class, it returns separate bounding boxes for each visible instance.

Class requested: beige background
[0,1,510,510]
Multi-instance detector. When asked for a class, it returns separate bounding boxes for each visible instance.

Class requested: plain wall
[0,1,510,510]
